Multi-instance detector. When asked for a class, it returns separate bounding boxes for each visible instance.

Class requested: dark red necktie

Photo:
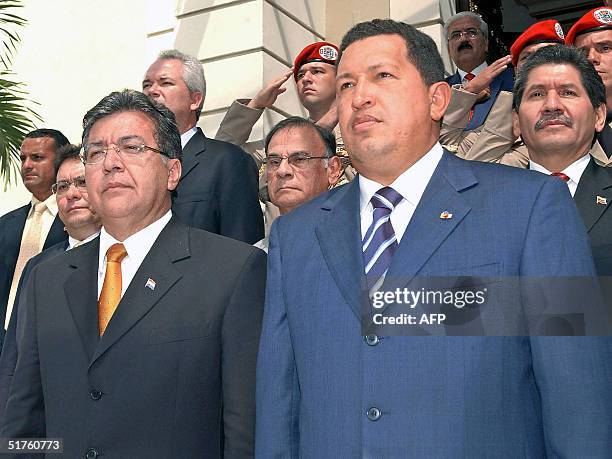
[465,73,476,122]
[551,172,570,182]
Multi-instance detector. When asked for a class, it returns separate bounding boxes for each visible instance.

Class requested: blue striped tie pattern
[362,187,403,290]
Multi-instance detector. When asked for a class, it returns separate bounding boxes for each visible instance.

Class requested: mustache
[534,114,573,130]
[458,41,473,51]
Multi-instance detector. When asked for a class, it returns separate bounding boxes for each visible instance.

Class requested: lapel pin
[439,211,453,220]
[596,196,607,206]
[145,278,156,291]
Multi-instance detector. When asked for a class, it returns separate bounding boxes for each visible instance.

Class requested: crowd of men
[0,6,611,458]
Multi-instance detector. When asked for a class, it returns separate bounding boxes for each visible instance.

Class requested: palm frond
[0,0,25,68]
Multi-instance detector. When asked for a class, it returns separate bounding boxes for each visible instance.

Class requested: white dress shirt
[68,231,100,250]
[458,61,487,84]
[529,154,590,197]
[97,211,172,299]
[359,143,444,243]
[180,126,198,148]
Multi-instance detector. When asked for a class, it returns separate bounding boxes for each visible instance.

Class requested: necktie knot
[465,72,475,81]
[551,172,570,182]
[106,243,127,263]
[33,202,46,215]
[371,187,403,211]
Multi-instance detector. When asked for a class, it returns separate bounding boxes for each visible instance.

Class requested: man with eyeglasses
[0,129,69,348]
[254,117,342,252]
[1,90,266,458]
[0,143,101,425]
[442,12,514,147]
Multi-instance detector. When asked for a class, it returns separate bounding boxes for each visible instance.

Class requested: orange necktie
[98,243,128,336]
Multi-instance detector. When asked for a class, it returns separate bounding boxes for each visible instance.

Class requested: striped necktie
[362,187,403,290]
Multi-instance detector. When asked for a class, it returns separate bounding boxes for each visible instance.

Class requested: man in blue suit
[256,19,612,457]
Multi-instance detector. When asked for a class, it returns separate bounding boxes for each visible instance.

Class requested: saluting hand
[247,68,294,110]
[463,55,512,100]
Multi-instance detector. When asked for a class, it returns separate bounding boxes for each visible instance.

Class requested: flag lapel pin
[145,278,156,291]
[596,195,607,206]
[439,210,453,219]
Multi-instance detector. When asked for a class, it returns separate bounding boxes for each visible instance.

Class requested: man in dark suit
[0,129,69,342]
[0,144,102,424]
[142,49,263,244]
[442,12,514,138]
[1,90,266,458]
[256,20,612,457]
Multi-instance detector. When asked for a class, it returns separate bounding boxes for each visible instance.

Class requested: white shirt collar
[458,61,487,81]
[180,126,198,148]
[68,231,100,250]
[360,143,444,214]
[529,154,590,197]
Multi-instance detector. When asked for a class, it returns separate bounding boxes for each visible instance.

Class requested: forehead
[526,63,583,85]
[448,16,480,31]
[338,34,409,73]
[575,29,612,46]
[20,136,55,154]
[268,126,325,153]
[146,58,183,79]
[88,111,157,142]
[298,61,335,73]
[57,157,84,179]
[519,42,557,60]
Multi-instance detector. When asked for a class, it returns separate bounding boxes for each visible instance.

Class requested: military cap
[293,42,339,81]
[510,20,564,67]
[566,7,612,45]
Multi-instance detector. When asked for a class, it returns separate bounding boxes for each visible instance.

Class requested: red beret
[293,42,339,81]
[566,7,612,45]
[510,20,564,67]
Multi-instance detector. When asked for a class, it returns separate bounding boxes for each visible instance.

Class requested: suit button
[366,407,381,421]
[85,448,99,459]
[364,334,379,346]
[90,389,102,400]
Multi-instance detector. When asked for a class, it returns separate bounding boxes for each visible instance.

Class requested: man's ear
[167,159,182,191]
[327,156,343,188]
[429,82,451,122]
[595,103,607,133]
[189,91,203,113]
[512,110,521,139]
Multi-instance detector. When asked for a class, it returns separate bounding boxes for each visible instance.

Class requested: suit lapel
[315,181,365,319]
[43,215,67,250]
[574,159,612,232]
[180,128,205,181]
[383,153,475,290]
[64,238,100,360]
[5,205,29,269]
[89,218,188,368]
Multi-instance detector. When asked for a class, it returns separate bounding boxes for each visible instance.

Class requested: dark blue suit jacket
[0,240,68,425]
[0,204,67,340]
[172,128,264,244]
[256,151,612,457]
[445,66,514,131]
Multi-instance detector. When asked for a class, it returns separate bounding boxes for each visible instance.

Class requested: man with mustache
[0,144,102,424]
[0,129,69,346]
[566,6,612,166]
[513,44,612,276]
[442,12,514,148]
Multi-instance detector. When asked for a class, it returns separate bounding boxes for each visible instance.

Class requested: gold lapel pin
[439,211,453,219]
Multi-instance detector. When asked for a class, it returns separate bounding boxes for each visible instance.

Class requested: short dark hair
[24,128,70,151]
[513,45,606,111]
[54,143,82,176]
[82,89,182,162]
[337,19,445,86]
[265,117,336,158]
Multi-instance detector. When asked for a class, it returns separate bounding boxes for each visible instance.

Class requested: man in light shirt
[142,49,263,244]
[0,129,69,338]
[256,19,611,457]
[0,143,101,424]
[2,90,266,458]
[513,44,612,276]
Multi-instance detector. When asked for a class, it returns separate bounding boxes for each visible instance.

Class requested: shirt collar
[68,230,100,250]
[180,126,198,148]
[99,210,172,270]
[529,153,591,185]
[359,142,444,213]
[458,61,488,81]
[31,194,58,217]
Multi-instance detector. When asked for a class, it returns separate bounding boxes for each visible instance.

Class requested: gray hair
[265,116,336,162]
[82,89,182,162]
[444,12,488,41]
[157,49,206,118]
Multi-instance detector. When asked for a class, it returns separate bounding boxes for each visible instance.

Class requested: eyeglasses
[51,176,87,195]
[448,29,481,41]
[81,141,167,165]
[263,152,330,171]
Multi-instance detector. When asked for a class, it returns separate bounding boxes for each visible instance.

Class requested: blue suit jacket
[256,151,612,457]
[445,66,514,131]
[0,240,68,425]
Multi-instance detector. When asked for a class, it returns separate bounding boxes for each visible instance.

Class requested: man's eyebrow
[118,135,145,143]
[336,62,400,80]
